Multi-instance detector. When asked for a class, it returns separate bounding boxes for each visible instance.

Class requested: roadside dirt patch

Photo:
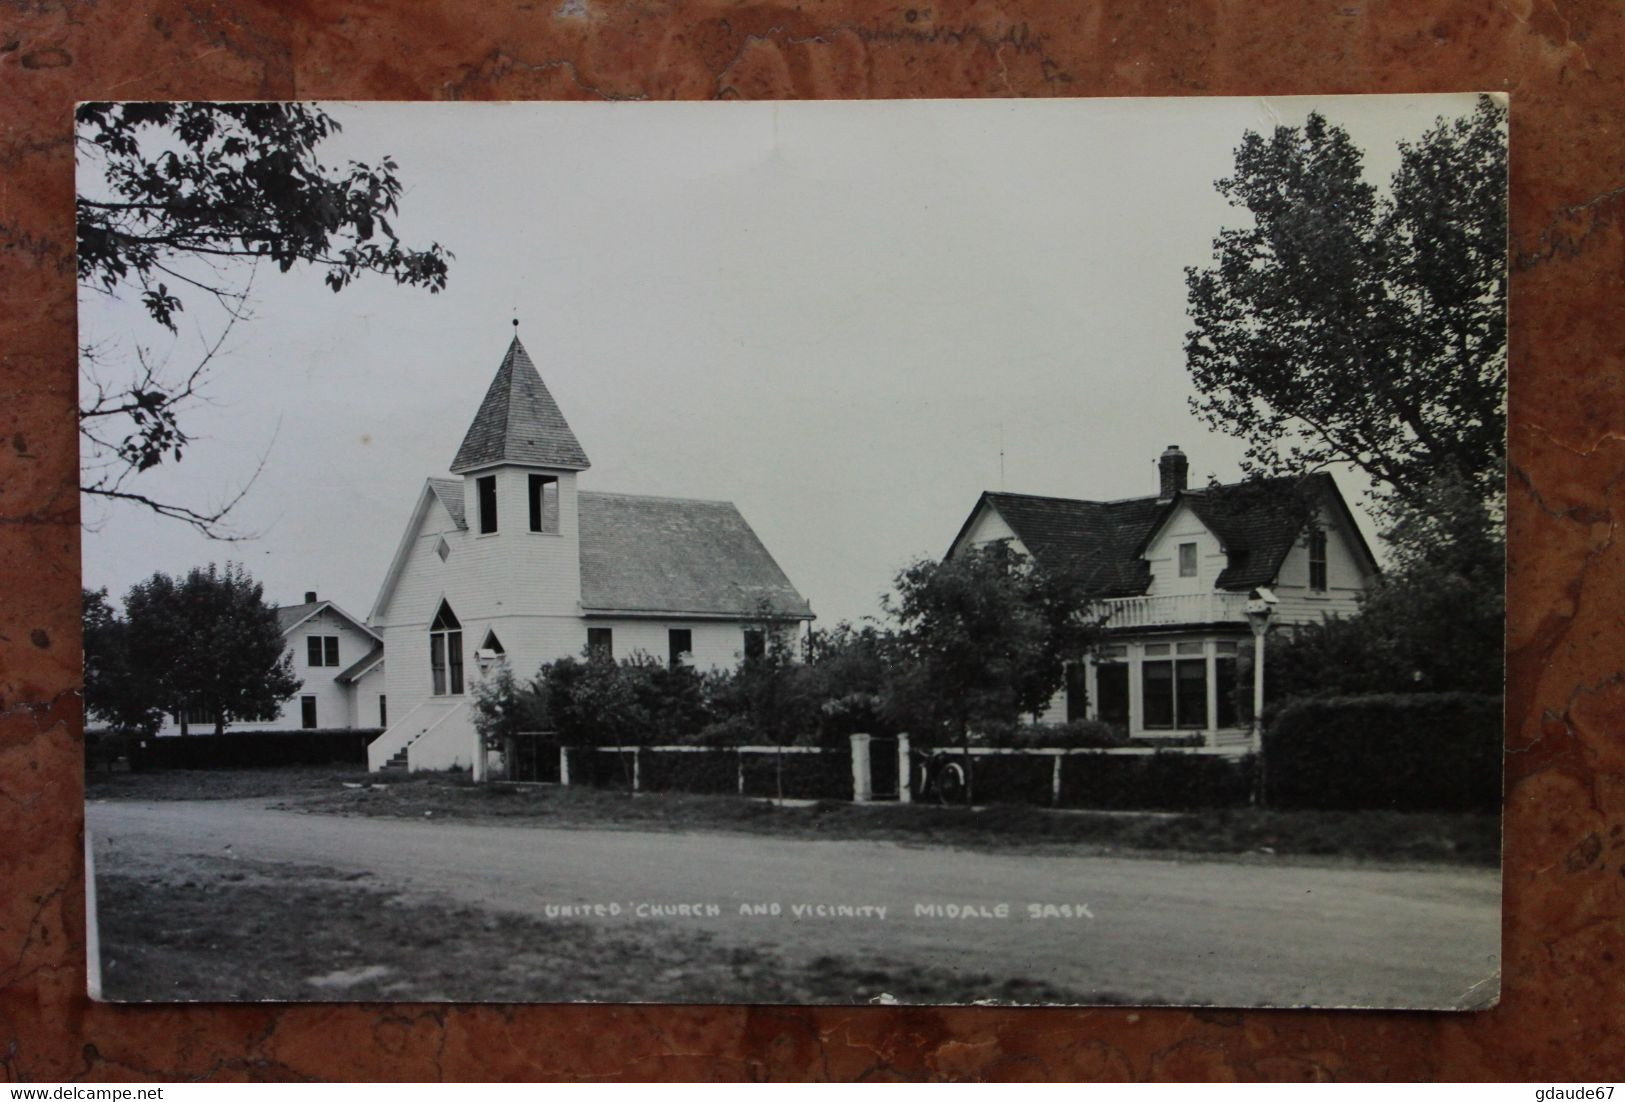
[92,844,1096,1004]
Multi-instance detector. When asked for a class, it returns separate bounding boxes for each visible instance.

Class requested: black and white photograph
[78,95,1506,1008]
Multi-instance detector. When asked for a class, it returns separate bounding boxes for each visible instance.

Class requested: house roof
[336,642,385,684]
[450,337,591,474]
[578,492,813,619]
[275,598,382,642]
[957,471,1373,595]
[275,601,323,632]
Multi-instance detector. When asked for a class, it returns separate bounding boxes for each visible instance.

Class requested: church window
[477,475,498,535]
[669,629,692,668]
[529,474,559,533]
[587,627,613,660]
[430,601,464,695]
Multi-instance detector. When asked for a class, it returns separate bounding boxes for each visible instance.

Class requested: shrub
[1058,751,1254,811]
[1263,692,1502,812]
[639,748,740,795]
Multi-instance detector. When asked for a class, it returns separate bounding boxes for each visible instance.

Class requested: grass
[85,763,369,801]
[88,764,1497,867]
[298,778,1499,865]
[93,848,1096,1005]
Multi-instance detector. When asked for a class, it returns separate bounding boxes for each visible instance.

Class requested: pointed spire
[450,336,591,474]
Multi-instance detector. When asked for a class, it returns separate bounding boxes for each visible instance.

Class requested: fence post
[559,746,571,786]
[737,749,746,796]
[849,733,873,803]
[896,734,912,804]
[1051,753,1063,807]
[633,747,641,794]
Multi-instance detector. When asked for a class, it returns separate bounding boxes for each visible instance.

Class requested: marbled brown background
[1,0,1620,1082]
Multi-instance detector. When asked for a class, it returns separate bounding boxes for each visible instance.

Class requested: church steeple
[449,336,590,474]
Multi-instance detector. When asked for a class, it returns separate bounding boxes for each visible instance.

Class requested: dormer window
[477,475,498,534]
[1308,530,1328,591]
[1178,542,1198,578]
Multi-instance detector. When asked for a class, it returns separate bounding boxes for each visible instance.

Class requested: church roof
[957,472,1372,595]
[450,336,590,474]
[428,478,466,528]
[578,493,813,619]
[410,484,813,619]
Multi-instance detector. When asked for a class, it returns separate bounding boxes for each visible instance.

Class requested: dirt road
[88,798,1500,1008]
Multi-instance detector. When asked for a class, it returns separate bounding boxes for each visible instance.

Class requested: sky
[78,94,1489,627]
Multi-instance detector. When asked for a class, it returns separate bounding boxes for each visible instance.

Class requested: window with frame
[1141,643,1209,729]
[300,695,318,729]
[743,629,766,661]
[528,474,559,533]
[306,635,339,667]
[477,474,498,535]
[1308,529,1328,591]
[1215,641,1241,728]
[668,628,693,668]
[587,627,613,660]
[1178,542,1198,578]
[379,694,388,727]
[429,601,464,695]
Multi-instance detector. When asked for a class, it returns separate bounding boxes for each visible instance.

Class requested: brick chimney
[305,590,318,604]
[1157,445,1188,501]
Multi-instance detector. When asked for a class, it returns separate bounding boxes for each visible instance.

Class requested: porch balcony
[1090,591,1249,630]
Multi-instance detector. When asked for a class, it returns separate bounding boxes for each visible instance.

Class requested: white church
[363,332,814,775]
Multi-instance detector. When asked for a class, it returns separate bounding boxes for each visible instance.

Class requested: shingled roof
[428,478,466,529]
[450,337,590,474]
[961,472,1364,596]
[579,492,813,619]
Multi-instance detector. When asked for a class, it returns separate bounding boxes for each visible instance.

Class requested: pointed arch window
[430,601,464,696]
[481,629,505,657]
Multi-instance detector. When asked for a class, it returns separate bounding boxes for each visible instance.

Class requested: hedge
[127,729,379,770]
[739,749,852,801]
[640,748,740,795]
[962,752,1056,806]
[1262,692,1502,812]
[1057,751,1254,811]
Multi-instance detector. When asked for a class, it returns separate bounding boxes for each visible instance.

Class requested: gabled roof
[450,336,590,474]
[579,492,813,619]
[954,471,1375,595]
[429,478,467,529]
[368,479,469,623]
[275,599,381,642]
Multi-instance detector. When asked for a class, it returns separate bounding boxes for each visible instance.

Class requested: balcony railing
[1090,591,1249,630]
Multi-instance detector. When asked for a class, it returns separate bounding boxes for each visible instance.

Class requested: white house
[364,334,814,775]
[947,445,1380,751]
[158,593,386,735]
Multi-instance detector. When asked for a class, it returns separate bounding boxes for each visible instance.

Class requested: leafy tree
[471,662,551,752]
[76,102,452,533]
[81,587,164,736]
[121,563,300,734]
[882,542,1101,802]
[1184,96,1507,514]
